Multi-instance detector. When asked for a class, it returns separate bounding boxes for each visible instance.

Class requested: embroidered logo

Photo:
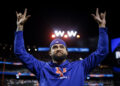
[55,41,59,43]
[55,67,67,77]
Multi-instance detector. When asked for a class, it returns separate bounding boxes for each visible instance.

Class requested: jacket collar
[49,60,70,67]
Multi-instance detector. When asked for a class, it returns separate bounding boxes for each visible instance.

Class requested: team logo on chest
[55,67,67,77]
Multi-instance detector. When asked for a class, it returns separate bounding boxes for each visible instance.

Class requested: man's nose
[57,47,62,50]
[56,49,62,53]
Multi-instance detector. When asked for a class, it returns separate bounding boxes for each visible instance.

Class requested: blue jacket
[14,28,109,86]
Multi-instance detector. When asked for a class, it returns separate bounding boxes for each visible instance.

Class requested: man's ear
[66,48,68,56]
[49,50,52,56]
[66,51,68,56]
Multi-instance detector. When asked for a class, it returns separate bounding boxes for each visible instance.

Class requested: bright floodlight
[76,35,80,38]
[54,30,65,37]
[64,34,68,38]
[67,31,77,37]
[52,34,56,38]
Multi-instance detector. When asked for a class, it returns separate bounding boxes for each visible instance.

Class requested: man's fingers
[91,14,95,18]
[18,13,22,17]
[16,11,18,16]
[91,13,101,23]
[104,11,106,18]
[100,11,106,20]
[100,13,104,19]
[96,8,99,16]
[26,15,31,19]
[91,8,106,25]
[91,14,98,20]
[24,8,27,17]
[25,15,31,21]
[16,9,30,25]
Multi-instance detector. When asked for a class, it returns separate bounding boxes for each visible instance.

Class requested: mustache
[55,50,63,54]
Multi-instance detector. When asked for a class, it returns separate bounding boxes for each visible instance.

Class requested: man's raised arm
[82,8,109,74]
[14,9,45,79]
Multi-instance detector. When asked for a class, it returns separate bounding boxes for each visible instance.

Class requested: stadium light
[37,47,89,52]
[52,34,56,38]
[67,31,77,37]
[64,34,68,38]
[34,48,37,51]
[54,30,65,37]
[76,35,80,38]
[28,48,31,51]
[53,30,79,38]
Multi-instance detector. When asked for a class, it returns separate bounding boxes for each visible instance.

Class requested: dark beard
[52,54,67,62]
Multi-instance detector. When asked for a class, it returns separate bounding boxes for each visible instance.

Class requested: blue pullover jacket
[14,28,109,86]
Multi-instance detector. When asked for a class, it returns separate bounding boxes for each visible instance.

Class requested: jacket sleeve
[14,31,46,79]
[82,28,109,75]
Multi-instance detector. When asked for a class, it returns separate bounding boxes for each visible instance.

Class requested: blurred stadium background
[0,6,120,86]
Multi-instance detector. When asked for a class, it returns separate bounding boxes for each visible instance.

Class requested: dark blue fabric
[50,38,67,48]
[14,28,109,86]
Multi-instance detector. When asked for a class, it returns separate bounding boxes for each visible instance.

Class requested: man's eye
[52,46,58,49]
[60,46,64,48]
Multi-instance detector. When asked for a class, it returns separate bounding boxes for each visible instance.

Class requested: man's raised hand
[16,8,31,26]
[91,8,106,28]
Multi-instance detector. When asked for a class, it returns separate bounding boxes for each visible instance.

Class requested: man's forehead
[52,44,65,47]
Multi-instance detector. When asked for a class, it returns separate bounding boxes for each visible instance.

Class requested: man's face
[49,44,68,61]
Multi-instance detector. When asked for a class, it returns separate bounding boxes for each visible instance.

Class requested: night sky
[0,5,119,49]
